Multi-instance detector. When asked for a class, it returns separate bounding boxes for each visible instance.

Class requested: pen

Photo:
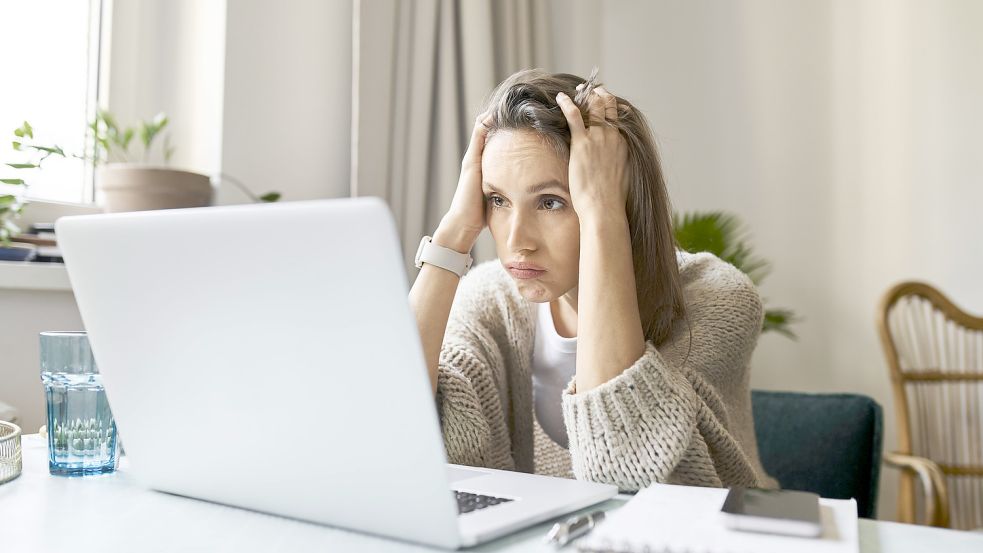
[545,510,606,547]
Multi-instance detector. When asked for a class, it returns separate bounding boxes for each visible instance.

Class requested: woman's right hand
[433,110,495,253]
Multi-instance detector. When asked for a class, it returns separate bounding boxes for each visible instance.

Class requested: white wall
[219,0,352,204]
[107,0,352,203]
[558,0,983,520]
[0,290,85,434]
[106,0,227,175]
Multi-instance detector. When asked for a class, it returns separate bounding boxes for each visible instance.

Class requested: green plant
[2,112,281,246]
[0,121,46,246]
[88,110,174,164]
[673,211,798,339]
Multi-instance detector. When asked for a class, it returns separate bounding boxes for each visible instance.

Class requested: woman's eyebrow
[482,180,568,195]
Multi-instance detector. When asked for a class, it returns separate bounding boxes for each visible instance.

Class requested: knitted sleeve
[560,258,764,491]
[434,264,516,471]
[436,341,513,470]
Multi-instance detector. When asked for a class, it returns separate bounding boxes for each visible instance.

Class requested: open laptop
[55,197,617,549]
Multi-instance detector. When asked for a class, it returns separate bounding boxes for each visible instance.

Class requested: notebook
[578,483,859,553]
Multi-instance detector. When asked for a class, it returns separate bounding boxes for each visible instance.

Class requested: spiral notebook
[577,483,859,553]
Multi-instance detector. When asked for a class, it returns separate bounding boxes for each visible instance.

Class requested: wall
[553,0,983,520]
[0,290,84,434]
[219,0,352,204]
[105,0,227,177]
[107,0,352,203]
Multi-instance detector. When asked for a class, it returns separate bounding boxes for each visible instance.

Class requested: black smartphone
[720,488,823,538]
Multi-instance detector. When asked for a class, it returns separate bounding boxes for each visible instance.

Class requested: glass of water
[40,331,119,476]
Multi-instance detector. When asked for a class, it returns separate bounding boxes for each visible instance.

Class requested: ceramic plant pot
[97,165,213,213]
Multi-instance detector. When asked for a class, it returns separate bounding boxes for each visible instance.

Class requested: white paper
[578,483,859,553]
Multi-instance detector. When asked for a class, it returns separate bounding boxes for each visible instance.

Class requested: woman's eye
[542,198,564,211]
[487,195,506,208]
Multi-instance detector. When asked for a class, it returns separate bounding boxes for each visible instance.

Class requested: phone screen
[720,488,822,537]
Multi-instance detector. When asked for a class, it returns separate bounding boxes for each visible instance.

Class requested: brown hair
[479,68,686,346]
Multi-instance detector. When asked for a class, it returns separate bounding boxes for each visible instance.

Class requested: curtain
[351,0,553,277]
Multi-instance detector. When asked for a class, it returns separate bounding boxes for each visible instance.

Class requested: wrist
[576,206,629,229]
[433,219,480,253]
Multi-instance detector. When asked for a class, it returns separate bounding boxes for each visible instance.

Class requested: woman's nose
[506,210,538,253]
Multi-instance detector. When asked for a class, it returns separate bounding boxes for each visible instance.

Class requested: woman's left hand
[555,87,630,221]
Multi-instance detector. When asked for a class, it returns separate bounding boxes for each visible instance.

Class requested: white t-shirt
[531,301,577,449]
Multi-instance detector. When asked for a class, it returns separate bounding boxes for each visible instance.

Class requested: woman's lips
[508,267,546,279]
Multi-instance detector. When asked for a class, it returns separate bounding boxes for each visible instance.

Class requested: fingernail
[556,92,566,101]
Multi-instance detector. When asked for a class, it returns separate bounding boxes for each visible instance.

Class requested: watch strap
[415,236,473,277]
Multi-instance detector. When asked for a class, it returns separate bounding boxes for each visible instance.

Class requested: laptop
[55,197,618,549]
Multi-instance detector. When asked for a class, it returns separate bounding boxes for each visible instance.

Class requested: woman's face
[481,129,580,303]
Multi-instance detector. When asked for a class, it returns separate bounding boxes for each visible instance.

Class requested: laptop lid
[56,198,462,549]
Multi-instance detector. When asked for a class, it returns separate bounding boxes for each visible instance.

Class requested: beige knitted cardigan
[435,250,777,491]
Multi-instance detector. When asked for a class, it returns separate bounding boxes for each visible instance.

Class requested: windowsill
[18,198,102,229]
[0,261,71,292]
[0,199,97,292]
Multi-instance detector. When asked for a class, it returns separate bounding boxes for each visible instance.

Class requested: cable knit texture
[435,251,778,491]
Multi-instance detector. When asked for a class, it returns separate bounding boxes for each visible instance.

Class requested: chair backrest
[752,390,883,518]
[878,281,983,530]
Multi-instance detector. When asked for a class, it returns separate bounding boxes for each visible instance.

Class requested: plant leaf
[763,308,799,339]
[122,128,134,150]
[164,140,175,163]
[2,217,21,236]
[6,163,38,169]
[140,112,169,150]
[259,192,281,203]
[12,141,21,151]
[673,211,770,284]
[28,145,65,157]
[0,178,26,185]
[13,121,34,139]
[139,122,152,149]
[0,195,17,208]
[98,110,119,132]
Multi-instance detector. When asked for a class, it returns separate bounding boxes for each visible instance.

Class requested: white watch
[415,236,473,277]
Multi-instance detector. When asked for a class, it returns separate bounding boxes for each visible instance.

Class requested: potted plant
[88,111,280,212]
[3,112,280,217]
[89,111,214,212]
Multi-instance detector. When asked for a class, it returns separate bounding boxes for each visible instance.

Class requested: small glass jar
[0,420,22,485]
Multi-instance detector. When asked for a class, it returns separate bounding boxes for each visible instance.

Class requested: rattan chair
[877,281,983,529]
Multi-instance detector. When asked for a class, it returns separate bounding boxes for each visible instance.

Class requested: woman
[409,69,776,490]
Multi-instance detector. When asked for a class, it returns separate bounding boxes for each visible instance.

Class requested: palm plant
[673,211,797,339]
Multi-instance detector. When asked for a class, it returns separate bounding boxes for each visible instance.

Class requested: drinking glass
[40,331,119,476]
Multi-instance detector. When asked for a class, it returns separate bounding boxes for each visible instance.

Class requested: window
[0,0,103,204]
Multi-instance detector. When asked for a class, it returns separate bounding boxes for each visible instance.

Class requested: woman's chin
[515,280,553,303]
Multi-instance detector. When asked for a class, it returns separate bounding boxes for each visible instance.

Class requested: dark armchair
[752,390,883,518]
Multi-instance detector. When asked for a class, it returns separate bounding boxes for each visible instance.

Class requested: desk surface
[2,435,982,552]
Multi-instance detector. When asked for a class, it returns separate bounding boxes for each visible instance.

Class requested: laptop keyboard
[454,491,513,514]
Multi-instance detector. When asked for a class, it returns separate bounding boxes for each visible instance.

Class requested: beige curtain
[351,0,553,277]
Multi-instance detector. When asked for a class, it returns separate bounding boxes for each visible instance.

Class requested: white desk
[2,435,981,552]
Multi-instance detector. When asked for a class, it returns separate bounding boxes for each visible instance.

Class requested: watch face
[415,236,431,267]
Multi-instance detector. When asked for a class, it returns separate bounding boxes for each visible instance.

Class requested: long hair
[479,68,686,346]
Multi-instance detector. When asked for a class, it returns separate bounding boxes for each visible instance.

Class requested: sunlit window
[0,0,102,204]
